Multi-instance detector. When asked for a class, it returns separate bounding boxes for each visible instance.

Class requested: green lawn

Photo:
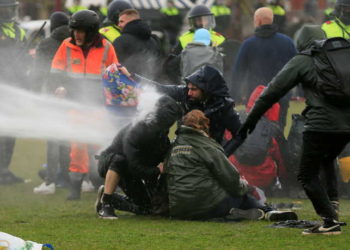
[1,101,350,249]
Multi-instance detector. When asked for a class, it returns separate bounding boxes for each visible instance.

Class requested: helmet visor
[0,5,17,22]
[189,15,215,30]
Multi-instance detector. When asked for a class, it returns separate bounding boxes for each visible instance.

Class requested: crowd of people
[1,0,350,236]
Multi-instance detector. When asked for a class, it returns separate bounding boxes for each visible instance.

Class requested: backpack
[234,112,280,166]
[308,37,350,106]
[180,42,224,77]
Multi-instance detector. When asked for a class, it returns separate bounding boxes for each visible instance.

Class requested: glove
[237,118,257,139]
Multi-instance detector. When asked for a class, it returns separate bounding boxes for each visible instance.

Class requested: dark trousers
[0,136,16,173]
[297,132,350,220]
[46,140,70,184]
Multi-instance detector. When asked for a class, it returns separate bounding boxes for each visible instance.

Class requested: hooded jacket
[164,125,248,220]
[245,25,350,133]
[139,66,241,149]
[100,96,182,180]
[113,19,161,79]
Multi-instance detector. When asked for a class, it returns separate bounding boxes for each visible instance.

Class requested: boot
[67,172,85,200]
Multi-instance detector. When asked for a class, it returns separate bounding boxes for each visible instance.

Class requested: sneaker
[82,180,95,193]
[227,208,265,220]
[265,210,298,221]
[33,182,55,195]
[98,203,118,220]
[302,224,341,235]
[95,185,104,213]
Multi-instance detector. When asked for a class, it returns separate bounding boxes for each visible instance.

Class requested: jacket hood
[184,65,230,98]
[295,24,326,52]
[254,24,278,38]
[122,19,152,40]
[51,25,70,42]
[246,85,280,121]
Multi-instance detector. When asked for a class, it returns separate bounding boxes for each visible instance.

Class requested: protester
[232,7,296,128]
[113,9,161,80]
[0,0,27,185]
[238,25,349,235]
[322,0,350,38]
[164,109,297,221]
[99,0,133,44]
[129,65,242,156]
[95,95,182,219]
[50,10,118,200]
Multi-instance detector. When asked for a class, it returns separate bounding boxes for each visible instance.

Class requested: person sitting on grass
[163,109,297,221]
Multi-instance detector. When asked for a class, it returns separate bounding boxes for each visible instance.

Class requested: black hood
[185,65,230,98]
[51,25,70,43]
[254,24,278,38]
[122,19,152,40]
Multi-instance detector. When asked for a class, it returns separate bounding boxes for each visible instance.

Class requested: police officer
[99,0,133,44]
[322,0,350,38]
[210,0,231,35]
[267,0,286,33]
[173,4,225,55]
[67,0,87,16]
[0,0,26,184]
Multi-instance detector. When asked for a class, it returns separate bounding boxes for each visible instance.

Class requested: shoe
[82,180,95,193]
[98,203,118,220]
[95,185,104,213]
[33,182,55,195]
[0,172,23,185]
[227,208,265,221]
[302,223,341,235]
[265,210,298,221]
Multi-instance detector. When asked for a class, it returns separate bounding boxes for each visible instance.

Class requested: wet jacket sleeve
[245,55,311,126]
[105,41,119,66]
[49,42,68,92]
[222,105,243,156]
[206,146,248,196]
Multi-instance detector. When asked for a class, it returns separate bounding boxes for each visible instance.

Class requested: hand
[117,64,131,78]
[157,163,164,174]
[237,119,257,139]
[54,86,67,98]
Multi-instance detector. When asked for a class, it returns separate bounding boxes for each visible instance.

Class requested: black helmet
[0,0,18,22]
[336,0,350,24]
[188,5,215,30]
[69,10,100,44]
[107,0,133,24]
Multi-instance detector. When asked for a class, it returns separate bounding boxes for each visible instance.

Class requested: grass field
[1,101,350,249]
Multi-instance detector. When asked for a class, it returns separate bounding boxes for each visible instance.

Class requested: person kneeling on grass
[95,95,182,219]
[163,110,297,221]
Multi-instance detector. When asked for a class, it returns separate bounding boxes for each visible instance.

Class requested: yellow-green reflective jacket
[322,19,350,39]
[68,5,87,14]
[0,22,26,42]
[160,7,179,16]
[210,5,231,16]
[100,7,108,17]
[179,30,225,49]
[99,25,121,43]
[268,5,286,16]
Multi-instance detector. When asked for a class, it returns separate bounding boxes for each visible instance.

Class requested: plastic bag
[0,232,53,250]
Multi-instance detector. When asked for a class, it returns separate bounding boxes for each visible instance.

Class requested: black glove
[237,118,258,139]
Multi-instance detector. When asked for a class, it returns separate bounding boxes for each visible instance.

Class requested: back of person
[229,85,287,190]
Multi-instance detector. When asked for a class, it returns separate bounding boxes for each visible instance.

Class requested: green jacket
[164,126,247,220]
[246,32,350,133]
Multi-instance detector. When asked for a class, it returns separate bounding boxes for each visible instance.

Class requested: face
[118,14,134,30]
[187,83,204,101]
[73,29,86,46]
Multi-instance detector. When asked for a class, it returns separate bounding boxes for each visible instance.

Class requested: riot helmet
[336,0,350,24]
[69,10,100,44]
[107,0,133,24]
[0,0,18,22]
[188,5,216,30]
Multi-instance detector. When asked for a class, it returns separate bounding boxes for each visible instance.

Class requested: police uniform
[322,19,350,39]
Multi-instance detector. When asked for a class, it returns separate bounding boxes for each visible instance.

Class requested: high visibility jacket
[268,5,286,16]
[322,19,350,39]
[99,25,122,44]
[210,5,231,16]
[0,22,26,42]
[160,7,179,16]
[68,5,87,14]
[100,7,108,17]
[179,30,225,49]
[51,37,118,80]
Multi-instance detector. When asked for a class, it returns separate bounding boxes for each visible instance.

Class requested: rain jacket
[138,66,241,150]
[245,25,350,133]
[164,125,248,220]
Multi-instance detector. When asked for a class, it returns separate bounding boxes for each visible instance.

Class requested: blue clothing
[231,25,296,103]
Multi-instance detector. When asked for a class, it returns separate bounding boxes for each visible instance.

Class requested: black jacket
[102,96,182,180]
[136,66,241,151]
[33,25,70,91]
[113,19,161,79]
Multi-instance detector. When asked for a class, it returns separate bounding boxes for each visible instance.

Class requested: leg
[0,136,21,184]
